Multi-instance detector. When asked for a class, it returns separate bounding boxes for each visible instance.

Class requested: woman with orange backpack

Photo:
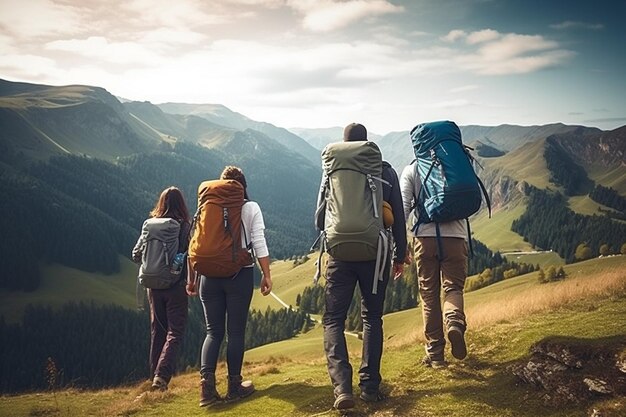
[186,166,273,407]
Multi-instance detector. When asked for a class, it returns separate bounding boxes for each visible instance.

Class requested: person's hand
[393,261,404,280]
[404,252,413,265]
[260,275,272,296]
[186,280,197,296]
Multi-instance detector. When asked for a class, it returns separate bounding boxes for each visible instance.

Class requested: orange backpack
[188,179,252,277]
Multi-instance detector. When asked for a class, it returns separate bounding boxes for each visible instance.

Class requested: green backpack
[313,141,390,294]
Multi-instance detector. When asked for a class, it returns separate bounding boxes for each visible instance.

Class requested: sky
[0,0,625,135]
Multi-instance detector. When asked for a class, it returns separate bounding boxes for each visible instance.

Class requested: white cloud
[439,30,574,75]
[0,54,59,79]
[120,0,227,29]
[430,99,471,109]
[139,28,208,47]
[477,33,558,60]
[45,36,164,66]
[466,29,500,44]
[449,85,479,93]
[0,0,84,38]
[441,29,467,42]
[287,0,404,32]
[550,21,604,30]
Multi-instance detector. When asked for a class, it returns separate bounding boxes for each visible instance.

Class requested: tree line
[589,184,626,213]
[465,261,538,292]
[511,186,626,263]
[544,137,593,196]
[0,297,312,393]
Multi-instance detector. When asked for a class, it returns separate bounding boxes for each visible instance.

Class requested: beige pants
[414,237,468,360]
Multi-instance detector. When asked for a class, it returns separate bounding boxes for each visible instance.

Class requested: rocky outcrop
[511,337,626,408]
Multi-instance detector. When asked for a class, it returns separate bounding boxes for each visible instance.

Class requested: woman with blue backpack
[132,186,192,391]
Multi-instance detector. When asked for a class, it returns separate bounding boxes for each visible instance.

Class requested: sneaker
[360,390,386,403]
[225,376,255,402]
[421,356,448,369]
[447,325,467,360]
[333,392,355,410]
[150,375,168,391]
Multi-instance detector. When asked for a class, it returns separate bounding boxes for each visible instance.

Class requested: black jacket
[382,161,407,263]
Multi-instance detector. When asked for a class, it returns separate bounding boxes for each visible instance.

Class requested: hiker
[132,186,192,391]
[314,123,407,409]
[186,165,273,407]
[400,120,489,368]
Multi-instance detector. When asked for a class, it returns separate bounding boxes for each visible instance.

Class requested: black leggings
[199,268,253,378]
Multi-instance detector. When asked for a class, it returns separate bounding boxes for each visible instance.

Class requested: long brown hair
[220,166,249,199]
[150,186,190,222]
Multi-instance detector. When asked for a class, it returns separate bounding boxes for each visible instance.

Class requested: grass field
[471,202,533,252]
[2,256,624,417]
[0,256,138,323]
[483,139,552,191]
[501,251,564,266]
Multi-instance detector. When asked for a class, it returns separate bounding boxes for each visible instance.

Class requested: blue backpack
[410,120,491,255]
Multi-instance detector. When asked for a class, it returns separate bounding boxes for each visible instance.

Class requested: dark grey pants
[199,268,254,379]
[148,283,188,383]
[323,258,389,397]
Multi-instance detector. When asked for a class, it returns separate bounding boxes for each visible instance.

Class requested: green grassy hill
[2,256,624,417]
[0,256,138,323]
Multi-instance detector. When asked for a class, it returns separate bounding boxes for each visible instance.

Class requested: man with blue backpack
[400,120,490,368]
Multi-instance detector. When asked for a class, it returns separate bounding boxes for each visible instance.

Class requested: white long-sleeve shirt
[399,161,468,239]
[241,201,270,263]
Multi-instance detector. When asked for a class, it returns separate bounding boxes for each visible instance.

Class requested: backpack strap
[476,175,492,218]
[435,223,444,260]
[411,155,439,234]
[311,231,326,284]
[466,218,474,257]
[366,174,390,219]
[371,229,390,294]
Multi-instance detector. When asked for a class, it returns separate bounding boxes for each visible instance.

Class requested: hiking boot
[421,356,448,369]
[200,374,221,407]
[447,325,467,360]
[225,375,255,402]
[360,390,386,403]
[333,392,355,410]
[150,375,168,391]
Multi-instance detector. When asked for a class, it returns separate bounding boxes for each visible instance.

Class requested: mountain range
[0,77,624,293]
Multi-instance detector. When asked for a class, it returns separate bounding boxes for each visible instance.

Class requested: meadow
[1,256,624,417]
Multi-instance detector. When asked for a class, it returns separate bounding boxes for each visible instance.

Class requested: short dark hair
[343,123,367,142]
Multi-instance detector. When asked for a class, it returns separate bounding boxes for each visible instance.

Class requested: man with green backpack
[314,123,407,409]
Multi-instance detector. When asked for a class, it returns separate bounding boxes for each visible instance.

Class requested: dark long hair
[149,186,190,222]
[220,166,249,199]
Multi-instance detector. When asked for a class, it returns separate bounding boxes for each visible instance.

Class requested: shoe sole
[199,398,219,407]
[360,393,385,403]
[334,396,355,409]
[448,327,467,360]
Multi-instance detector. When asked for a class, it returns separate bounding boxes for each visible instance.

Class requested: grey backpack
[313,141,390,294]
[137,218,181,289]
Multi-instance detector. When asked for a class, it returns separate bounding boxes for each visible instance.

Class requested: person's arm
[178,220,191,253]
[314,173,327,230]
[249,203,272,296]
[185,257,198,296]
[399,163,416,224]
[257,256,272,296]
[385,167,407,261]
[131,222,147,263]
